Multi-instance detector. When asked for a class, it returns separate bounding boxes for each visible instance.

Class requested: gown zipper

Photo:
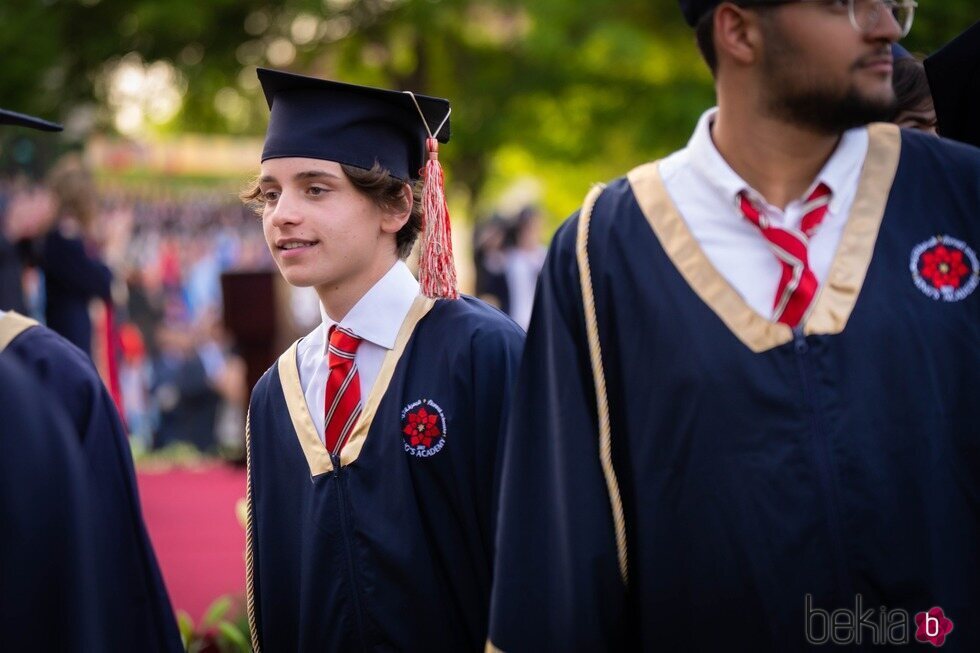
[332,453,370,652]
[793,328,853,612]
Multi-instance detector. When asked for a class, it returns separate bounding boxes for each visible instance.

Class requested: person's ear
[715,3,766,69]
[379,182,413,235]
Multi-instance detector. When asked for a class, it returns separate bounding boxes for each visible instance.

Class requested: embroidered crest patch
[910,235,979,302]
[401,399,446,458]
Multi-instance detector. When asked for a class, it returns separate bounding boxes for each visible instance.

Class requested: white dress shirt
[658,108,869,320]
[297,260,420,442]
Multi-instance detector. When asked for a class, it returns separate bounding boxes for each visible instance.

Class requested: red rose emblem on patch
[915,606,954,647]
[401,399,447,457]
[910,236,980,302]
[919,245,970,290]
[403,407,441,448]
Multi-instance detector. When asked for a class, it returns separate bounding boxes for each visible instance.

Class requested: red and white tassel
[418,137,459,299]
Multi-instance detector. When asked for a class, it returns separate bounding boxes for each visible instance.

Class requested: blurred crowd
[0,157,271,458]
[0,154,551,458]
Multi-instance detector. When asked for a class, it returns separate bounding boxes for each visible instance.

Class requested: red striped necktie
[738,183,832,328]
[324,326,363,456]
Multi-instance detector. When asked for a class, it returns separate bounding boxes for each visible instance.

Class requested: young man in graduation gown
[0,108,183,652]
[243,69,524,652]
[488,1,980,651]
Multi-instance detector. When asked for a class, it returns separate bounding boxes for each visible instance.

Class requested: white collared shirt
[658,108,869,320]
[297,260,420,442]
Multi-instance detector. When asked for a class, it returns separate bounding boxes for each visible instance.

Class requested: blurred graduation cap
[924,21,980,148]
[257,67,458,299]
[0,108,62,132]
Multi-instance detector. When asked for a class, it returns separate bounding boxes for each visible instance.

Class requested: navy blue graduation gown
[0,312,183,652]
[247,295,524,652]
[488,124,980,651]
[0,355,106,651]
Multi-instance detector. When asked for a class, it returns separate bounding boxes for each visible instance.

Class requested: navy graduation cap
[0,108,62,132]
[257,67,459,299]
[924,21,980,149]
[258,67,450,182]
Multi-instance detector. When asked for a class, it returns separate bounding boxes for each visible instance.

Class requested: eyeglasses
[739,0,918,39]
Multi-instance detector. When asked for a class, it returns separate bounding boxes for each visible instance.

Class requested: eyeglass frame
[733,0,918,39]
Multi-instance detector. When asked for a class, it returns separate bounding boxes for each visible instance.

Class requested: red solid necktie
[323,326,362,456]
[738,183,832,328]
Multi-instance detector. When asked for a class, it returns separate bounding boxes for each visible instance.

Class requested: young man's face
[258,157,394,291]
[755,0,902,133]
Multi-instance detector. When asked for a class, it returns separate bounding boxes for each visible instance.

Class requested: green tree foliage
[1,0,975,222]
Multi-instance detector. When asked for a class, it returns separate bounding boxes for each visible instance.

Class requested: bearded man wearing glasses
[488,1,980,651]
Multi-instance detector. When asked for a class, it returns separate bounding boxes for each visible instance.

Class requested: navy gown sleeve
[488,216,629,652]
[0,356,106,652]
[6,326,183,652]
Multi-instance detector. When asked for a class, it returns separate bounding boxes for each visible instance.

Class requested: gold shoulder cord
[575,183,629,585]
[244,410,260,652]
[484,187,627,653]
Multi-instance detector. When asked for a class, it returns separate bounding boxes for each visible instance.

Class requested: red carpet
[137,465,247,623]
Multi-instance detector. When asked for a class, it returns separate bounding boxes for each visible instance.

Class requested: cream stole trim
[0,311,38,352]
[277,295,436,477]
[626,122,901,352]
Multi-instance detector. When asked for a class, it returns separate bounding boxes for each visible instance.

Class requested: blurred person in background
[890,52,937,134]
[0,109,107,652]
[0,107,182,652]
[472,214,510,313]
[503,206,547,330]
[151,317,221,452]
[37,154,130,357]
[0,181,56,312]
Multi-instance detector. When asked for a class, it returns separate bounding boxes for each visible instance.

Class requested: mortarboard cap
[924,21,980,149]
[257,67,450,182]
[257,68,459,299]
[0,108,62,132]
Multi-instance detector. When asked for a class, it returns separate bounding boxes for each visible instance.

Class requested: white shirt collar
[686,107,868,215]
[319,260,419,353]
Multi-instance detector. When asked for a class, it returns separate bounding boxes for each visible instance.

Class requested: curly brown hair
[241,162,423,259]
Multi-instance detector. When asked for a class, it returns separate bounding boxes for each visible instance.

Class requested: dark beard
[759,16,898,134]
[769,84,898,134]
